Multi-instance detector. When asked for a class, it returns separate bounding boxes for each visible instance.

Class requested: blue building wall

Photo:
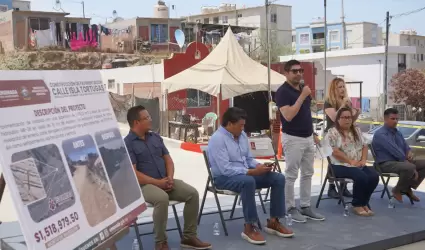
[0,0,12,10]
[295,23,344,54]
[295,27,312,54]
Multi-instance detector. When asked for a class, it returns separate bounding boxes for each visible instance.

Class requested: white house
[280,46,416,118]
[185,4,292,49]
[387,29,425,69]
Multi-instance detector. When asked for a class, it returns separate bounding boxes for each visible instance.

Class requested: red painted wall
[138,26,149,41]
[164,42,229,120]
[169,26,178,43]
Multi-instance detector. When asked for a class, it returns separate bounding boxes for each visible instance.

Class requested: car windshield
[368,124,417,138]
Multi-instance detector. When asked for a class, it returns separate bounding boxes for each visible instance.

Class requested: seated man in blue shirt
[372,108,425,203]
[208,107,294,245]
[124,106,211,250]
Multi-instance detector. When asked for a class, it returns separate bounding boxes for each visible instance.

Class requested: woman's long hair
[325,77,349,109]
[334,107,360,142]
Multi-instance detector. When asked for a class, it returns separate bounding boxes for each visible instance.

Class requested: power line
[392,6,425,19]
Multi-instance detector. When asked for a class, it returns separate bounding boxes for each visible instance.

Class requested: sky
[30,0,425,35]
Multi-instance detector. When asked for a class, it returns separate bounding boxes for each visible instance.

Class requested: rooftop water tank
[154,0,169,18]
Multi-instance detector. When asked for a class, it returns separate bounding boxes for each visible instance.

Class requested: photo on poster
[94,128,141,209]
[62,135,117,227]
[11,144,76,223]
[10,158,47,206]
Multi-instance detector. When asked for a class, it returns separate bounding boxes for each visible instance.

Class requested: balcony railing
[312,38,325,45]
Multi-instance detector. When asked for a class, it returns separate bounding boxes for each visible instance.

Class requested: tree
[390,68,425,109]
[249,30,295,63]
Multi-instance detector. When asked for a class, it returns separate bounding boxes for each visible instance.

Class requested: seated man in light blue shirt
[207,107,294,246]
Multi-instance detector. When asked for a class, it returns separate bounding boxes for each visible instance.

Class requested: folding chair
[316,157,354,209]
[368,144,414,205]
[132,201,183,250]
[198,148,263,236]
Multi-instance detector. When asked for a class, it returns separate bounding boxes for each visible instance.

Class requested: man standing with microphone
[275,60,325,223]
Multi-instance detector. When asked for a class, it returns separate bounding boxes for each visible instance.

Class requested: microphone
[299,80,313,99]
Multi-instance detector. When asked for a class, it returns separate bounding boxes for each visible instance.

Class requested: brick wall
[15,19,26,49]
[0,20,13,52]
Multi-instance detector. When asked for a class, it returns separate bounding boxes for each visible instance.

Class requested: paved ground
[2,125,425,249]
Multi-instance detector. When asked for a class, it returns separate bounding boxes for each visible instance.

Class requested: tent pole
[320,0,328,186]
[265,0,272,101]
[217,85,221,127]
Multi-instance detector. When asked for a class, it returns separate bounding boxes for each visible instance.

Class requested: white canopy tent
[162,27,286,101]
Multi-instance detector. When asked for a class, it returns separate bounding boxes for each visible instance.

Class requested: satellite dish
[54,0,62,10]
[174,29,185,48]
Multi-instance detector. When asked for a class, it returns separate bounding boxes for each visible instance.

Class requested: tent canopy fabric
[162,28,286,100]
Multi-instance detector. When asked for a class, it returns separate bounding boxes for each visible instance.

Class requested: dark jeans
[214,172,286,224]
[333,166,379,207]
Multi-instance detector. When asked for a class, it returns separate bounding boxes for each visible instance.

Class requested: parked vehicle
[102,57,130,69]
[364,121,425,160]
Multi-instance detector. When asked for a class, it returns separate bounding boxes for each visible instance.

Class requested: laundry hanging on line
[34,29,55,48]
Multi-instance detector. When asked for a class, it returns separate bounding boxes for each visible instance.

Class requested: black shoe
[342,188,353,198]
[327,185,339,199]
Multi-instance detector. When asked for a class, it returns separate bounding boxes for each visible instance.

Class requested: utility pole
[341,0,346,49]
[384,11,390,107]
[81,1,85,18]
[265,0,272,101]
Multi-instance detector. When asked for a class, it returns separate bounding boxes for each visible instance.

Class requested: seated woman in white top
[326,107,379,216]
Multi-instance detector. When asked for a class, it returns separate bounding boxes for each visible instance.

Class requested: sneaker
[300,207,326,221]
[287,207,307,223]
[264,219,294,238]
[180,237,212,249]
[241,224,266,245]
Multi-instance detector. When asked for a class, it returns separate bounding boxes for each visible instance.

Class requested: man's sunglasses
[289,69,304,74]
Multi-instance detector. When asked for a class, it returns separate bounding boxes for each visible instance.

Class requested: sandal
[363,207,375,216]
[352,207,369,217]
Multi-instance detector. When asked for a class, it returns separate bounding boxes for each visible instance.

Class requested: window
[422,54,424,61]
[413,54,416,59]
[329,30,340,42]
[187,89,211,107]
[195,19,201,23]
[222,16,228,24]
[150,24,168,43]
[237,13,242,18]
[203,18,209,24]
[29,17,50,31]
[299,33,309,44]
[0,4,8,12]
[418,54,420,62]
[271,13,277,23]
[292,35,296,42]
[107,79,115,89]
[213,17,219,24]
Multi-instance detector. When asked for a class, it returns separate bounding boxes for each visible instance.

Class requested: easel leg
[0,174,5,203]
[0,174,5,225]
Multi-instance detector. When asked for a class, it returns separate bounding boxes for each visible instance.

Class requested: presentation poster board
[0,70,146,250]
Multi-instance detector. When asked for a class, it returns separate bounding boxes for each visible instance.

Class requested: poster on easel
[0,70,146,250]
